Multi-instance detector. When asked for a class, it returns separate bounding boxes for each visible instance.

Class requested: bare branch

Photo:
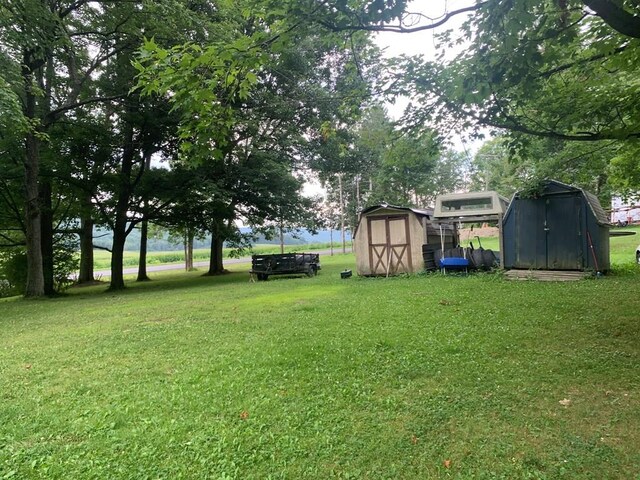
[319,3,485,33]
[46,94,126,123]
[92,243,112,253]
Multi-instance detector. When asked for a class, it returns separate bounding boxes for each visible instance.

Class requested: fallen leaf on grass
[411,435,418,445]
[443,459,452,468]
[24,364,32,370]
[240,410,249,420]
[439,300,451,306]
[559,398,571,407]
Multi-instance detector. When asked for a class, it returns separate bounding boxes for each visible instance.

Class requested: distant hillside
[93,227,350,252]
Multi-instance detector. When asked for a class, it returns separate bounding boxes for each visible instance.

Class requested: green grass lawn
[1,235,639,478]
[92,243,337,270]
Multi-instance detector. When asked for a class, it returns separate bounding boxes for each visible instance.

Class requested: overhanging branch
[92,244,112,253]
[583,0,640,38]
[318,3,485,33]
[46,94,126,124]
[539,44,629,78]
[480,117,640,141]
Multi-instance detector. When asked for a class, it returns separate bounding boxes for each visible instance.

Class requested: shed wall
[354,208,430,275]
[503,187,610,271]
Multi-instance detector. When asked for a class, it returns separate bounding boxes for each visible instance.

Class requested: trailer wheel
[636,251,640,265]
[258,273,268,281]
[265,257,277,272]
[306,265,317,277]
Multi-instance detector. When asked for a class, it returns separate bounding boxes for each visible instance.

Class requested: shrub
[53,234,79,292]
[0,249,27,297]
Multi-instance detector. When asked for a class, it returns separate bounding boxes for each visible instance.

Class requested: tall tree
[292,1,640,194]
[1,1,136,295]
[136,5,376,271]
[470,135,620,202]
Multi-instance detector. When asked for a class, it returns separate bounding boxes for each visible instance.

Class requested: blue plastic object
[439,257,469,274]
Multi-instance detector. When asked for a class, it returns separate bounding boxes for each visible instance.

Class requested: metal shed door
[514,195,582,269]
[368,215,412,275]
[545,195,582,270]
[515,199,546,269]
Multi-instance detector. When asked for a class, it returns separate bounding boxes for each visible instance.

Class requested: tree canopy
[2,0,639,297]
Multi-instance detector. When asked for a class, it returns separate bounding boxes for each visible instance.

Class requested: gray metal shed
[502,180,610,271]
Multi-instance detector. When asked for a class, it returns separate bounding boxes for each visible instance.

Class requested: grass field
[92,243,337,270]
[1,230,639,478]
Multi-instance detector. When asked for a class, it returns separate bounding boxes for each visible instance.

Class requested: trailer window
[441,197,493,212]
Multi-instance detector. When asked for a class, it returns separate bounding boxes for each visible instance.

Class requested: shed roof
[360,203,434,218]
[354,204,434,238]
[582,190,610,226]
[505,180,610,226]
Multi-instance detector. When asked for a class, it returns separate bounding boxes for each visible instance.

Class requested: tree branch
[481,116,640,141]
[583,0,640,38]
[45,94,126,123]
[92,243,112,253]
[538,44,629,78]
[318,3,485,33]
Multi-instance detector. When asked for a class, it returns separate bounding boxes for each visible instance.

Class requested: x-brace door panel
[367,215,412,275]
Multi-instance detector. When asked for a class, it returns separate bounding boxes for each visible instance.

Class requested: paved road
[93,249,347,278]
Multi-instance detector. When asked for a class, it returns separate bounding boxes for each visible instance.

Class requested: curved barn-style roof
[504,180,610,226]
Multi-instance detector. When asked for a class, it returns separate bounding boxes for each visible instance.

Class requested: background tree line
[2,0,638,297]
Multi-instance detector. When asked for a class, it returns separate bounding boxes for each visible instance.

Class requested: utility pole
[339,173,346,254]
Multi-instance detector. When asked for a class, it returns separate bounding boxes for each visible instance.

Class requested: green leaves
[0,78,29,134]
[135,34,266,161]
[393,0,640,144]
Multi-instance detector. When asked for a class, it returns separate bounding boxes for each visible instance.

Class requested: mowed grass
[92,243,336,270]
[1,235,640,478]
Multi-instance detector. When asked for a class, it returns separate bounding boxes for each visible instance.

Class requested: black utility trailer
[250,253,320,281]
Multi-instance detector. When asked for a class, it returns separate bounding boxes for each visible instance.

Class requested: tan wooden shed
[354,204,457,276]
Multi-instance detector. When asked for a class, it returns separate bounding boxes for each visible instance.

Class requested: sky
[304,1,483,197]
[373,0,484,153]
[374,1,472,59]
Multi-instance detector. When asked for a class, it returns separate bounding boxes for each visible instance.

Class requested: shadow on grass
[65,265,331,300]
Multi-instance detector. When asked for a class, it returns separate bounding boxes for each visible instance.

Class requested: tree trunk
[136,219,150,281]
[339,174,346,254]
[109,122,136,291]
[207,234,226,275]
[22,58,45,297]
[137,153,153,282]
[24,130,45,297]
[77,212,95,283]
[110,226,127,290]
[279,224,285,254]
[186,229,194,270]
[330,227,334,256]
[39,179,55,295]
[183,232,189,271]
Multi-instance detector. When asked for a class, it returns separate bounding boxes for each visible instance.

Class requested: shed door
[545,195,582,270]
[368,215,413,275]
[514,195,582,269]
[515,199,546,269]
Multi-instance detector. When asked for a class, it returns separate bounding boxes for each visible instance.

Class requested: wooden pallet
[503,269,592,281]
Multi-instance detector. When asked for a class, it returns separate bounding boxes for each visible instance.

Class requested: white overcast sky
[374,0,472,59]
[305,1,483,197]
[373,0,484,155]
